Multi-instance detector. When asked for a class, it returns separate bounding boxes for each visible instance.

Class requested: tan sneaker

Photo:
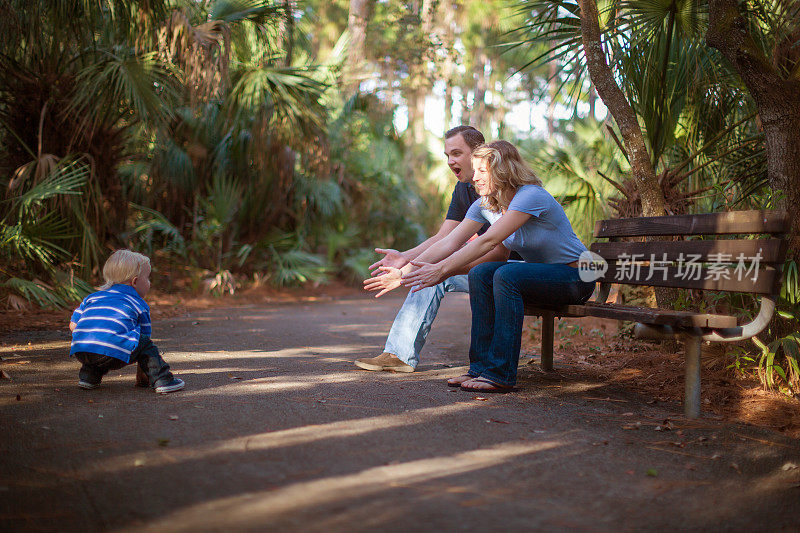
[354,353,414,373]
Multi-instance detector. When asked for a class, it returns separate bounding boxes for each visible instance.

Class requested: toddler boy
[69,250,184,393]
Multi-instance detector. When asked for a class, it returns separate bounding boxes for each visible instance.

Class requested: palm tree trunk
[576,0,666,218]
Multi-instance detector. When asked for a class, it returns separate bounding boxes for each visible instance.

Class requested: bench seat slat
[590,239,786,264]
[524,302,738,328]
[594,210,789,238]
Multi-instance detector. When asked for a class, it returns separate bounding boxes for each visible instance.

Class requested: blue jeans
[384,275,470,368]
[74,336,174,388]
[468,262,595,387]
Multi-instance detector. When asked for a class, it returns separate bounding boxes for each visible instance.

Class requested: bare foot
[447,374,475,387]
[460,377,513,393]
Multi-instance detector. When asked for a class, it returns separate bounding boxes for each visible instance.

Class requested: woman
[366,140,594,392]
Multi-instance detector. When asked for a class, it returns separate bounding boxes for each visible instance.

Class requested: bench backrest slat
[594,210,790,238]
[597,265,780,294]
[590,239,786,265]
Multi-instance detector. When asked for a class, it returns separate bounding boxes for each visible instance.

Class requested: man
[355,125,509,372]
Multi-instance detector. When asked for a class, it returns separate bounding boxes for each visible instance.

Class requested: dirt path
[2,291,799,532]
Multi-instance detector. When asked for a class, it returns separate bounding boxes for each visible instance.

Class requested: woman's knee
[468,261,503,287]
[491,265,520,295]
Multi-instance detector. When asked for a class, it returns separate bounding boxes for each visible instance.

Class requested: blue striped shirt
[70,284,152,363]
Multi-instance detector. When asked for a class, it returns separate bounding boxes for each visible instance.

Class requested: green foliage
[0,159,96,308]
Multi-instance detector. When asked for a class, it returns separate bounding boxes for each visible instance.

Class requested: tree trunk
[405,0,436,147]
[576,0,667,218]
[472,52,490,131]
[706,0,800,251]
[547,47,558,137]
[345,0,375,94]
[282,0,295,67]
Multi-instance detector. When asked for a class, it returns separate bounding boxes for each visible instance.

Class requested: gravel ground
[2,290,799,532]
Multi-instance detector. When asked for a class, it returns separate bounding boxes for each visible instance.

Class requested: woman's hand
[368,248,408,276]
[363,266,403,297]
[402,261,445,292]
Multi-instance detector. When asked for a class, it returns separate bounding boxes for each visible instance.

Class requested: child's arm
[139,306,152,337]
[70,299,86,333]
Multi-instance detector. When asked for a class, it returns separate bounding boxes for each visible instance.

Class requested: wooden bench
[524,209,790,418]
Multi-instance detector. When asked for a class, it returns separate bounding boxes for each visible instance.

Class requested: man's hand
[369,248,408,276]
[69,321,77,332]
[402,261,445,293]
[363,266,404,298]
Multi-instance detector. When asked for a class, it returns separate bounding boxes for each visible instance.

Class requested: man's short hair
[445,125,485,150]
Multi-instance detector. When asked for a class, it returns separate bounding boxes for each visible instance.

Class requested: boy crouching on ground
[69,250,184,393]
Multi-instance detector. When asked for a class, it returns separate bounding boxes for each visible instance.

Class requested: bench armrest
[634,296,777,342]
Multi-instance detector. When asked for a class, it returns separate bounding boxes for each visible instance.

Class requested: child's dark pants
[74,336,174,388]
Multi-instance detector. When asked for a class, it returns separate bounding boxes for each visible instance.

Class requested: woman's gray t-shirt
[465,184,587,264]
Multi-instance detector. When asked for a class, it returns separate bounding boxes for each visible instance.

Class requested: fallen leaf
[157,439,170,447]
[488,418,510,424]
[730,462,741,474]
[622,422,642,430]
[781,463,798,471]
[626,470,635,475]
[645,468,658,477]
[168,415,179,420]
[134,459,145,467]
[622,412,634,417]
[474,396,488,401]
[0,370,11,380]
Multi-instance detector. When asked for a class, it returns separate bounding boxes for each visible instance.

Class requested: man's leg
[384,274,469,368]
[356,275,469,371]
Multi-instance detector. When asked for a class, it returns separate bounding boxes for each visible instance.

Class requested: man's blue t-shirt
[465,184,587,264]
[445,182,490,235]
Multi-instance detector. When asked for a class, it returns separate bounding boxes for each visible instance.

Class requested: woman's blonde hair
[100,250,151,290]
[471,140,543,212]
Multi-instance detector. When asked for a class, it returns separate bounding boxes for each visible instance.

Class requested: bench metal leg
[541,313,554,371]
[683,335,702,419]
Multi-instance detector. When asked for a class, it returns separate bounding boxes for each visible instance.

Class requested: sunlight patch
[120,440,563,531]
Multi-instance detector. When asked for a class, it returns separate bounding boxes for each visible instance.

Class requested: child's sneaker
[78,380,100,390]
[154,378,185,394]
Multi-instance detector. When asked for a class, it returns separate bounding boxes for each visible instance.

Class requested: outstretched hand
[369,248,408,276]
[402,261,445,293]
[363,266,403,298]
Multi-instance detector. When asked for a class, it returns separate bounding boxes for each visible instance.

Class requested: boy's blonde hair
[472,140,543,213]
[100,250,151,290]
